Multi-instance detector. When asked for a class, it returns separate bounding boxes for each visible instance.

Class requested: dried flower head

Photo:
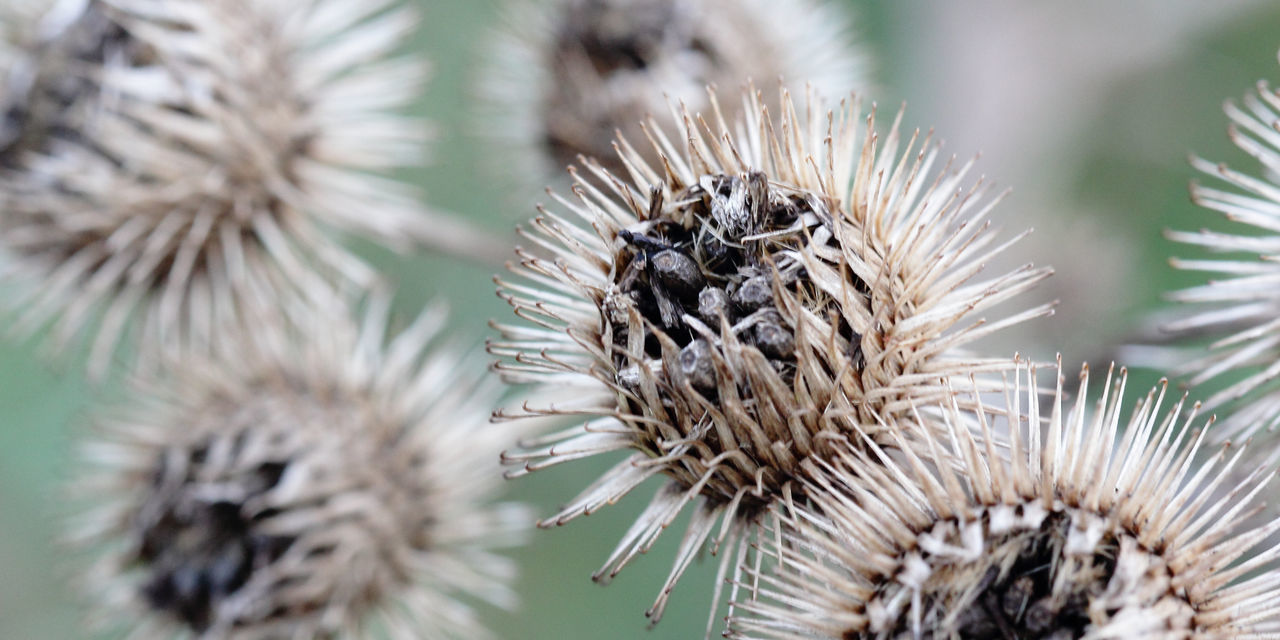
[1136,51,1280,439]
[0,0,481,375]
[478,0,871,195]
[728,359,1280,640]
[491,87,1052,623]
[68,296,528,639]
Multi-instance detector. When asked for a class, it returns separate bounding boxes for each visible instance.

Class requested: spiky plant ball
[490,87,1052,623]
[727,359,1280,640]
[68,295,528,639]
[1144,50,1280,438]
[0,0,487,376]
[478,0,870,196]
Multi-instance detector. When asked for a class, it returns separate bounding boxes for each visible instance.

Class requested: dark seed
[753,322,794,360]
[732,276,773,313]
[697,286,729,324]
[1001,575,1035,619]
[1024,596,1058,632]
[678,339,716,391]
[698,228,732,265]
[618,229,670,253]
[207,542,250,598]
[172,565,210,621]
[953,602,1000,638]
[651,250,704,298]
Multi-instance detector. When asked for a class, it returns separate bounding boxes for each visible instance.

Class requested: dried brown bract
[728,359,1280,640]
[491,87,1052,624]
[68,296,528,639]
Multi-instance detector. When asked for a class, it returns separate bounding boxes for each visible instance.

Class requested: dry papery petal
[477,0,871,199]
[67,294,529,640]
[490,85,1052,628]
[728,358,1280,640]
[0,0,492,377]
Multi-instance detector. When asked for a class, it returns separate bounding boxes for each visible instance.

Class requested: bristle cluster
[491,87,1051,623]
[69,297,528,639]
[728,360,1280,639]
[1142,54,1280,440]
[0,0,433,374]
[479,0,870,193]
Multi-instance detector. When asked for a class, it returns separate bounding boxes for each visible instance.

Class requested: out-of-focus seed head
[478,0,871,196]
[0,0,452,376]
[1131,51,1280,444]
[491,86,1052,624]
[727,359,1280,640]
[69,297,528,639]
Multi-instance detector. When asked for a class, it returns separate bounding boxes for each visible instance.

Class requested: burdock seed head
[0,0,469,376]
[1139,50,1280,442]
[67,295,528,639]
[491,86,1052,624]
[477,0,871,196]
[727,358,1280,640]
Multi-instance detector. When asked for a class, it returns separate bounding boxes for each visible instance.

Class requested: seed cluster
[863,511,1129,640]
[610,172,865,399]
[135,440,294,632]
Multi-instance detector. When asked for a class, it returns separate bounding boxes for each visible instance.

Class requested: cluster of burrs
[4,1,528,638]
[7,0,1280,638]
[488,3,1280,639]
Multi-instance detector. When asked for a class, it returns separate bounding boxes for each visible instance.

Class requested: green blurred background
[5,0,1280,637]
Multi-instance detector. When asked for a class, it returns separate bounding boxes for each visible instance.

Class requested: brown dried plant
[67,295,529,639]
[730,359,1280,639]
[490,86,1052,625]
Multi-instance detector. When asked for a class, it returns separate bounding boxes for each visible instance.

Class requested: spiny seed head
[491,86,1052,623]
[0,0,437,377]
[727,358,1280,640]
[68,296,528,639]
[1135,51,1280,443]
[477,0,871,197]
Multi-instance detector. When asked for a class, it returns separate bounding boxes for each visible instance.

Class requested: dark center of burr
[0,2,133,164]
[611,172,864,397]
[543,0,719,169]
[135,444,294,633]
[853,512,1122,640]
[554,0,682,74]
